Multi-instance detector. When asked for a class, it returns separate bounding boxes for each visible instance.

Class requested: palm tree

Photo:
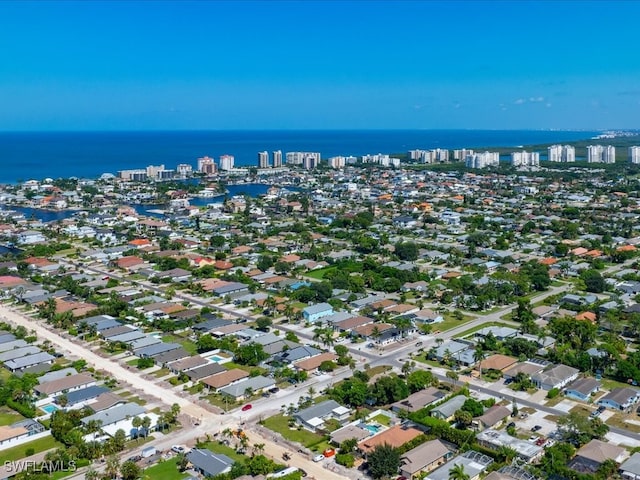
[105,455,120,480]
[307,386,316,399]
[473,348,487,378]
[448,463,470,480]
[131,417,142,441]
[252,443,265,457]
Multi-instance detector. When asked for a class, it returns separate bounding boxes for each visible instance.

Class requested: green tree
[557,411,609,446]
[581,269,606,293]
[235,343,269,366]
[120,460,141,480]
[406,370,437,393]
[448,463,470,480]
[367,443,400,479]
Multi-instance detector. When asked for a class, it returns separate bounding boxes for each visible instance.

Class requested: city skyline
[1,0,640,131]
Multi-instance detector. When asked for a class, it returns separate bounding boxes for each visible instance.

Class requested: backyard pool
[206,354,226,363]
[40,404,59,414]
[364,424,381,434]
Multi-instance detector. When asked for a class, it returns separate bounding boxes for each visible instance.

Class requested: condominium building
[453,149,474,162]
[510,151,540,167]
[197,156,217,175]
[272,150,283,168]
[328,156,346,169]
[197,156,217,174]
[465,152,499,169]
[362,153,401,167]
[219,155,235,171]
[547,145,575,162]
[286,152,321,167]
[587,145,615,163]
[258,151,269,169]
[629,146,640,164]
[176,164,193,177]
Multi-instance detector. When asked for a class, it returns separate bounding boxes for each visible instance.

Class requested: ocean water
[0,130,599,184]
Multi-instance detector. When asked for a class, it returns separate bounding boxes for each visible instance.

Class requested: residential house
[294,400,351,432]
[423,450,493,480]
[620,452,640,480]
[565,377,600,402]
[570,439,626,474]
[476,430,544,462]
[597,387,640,411]
[430,395,466,421]
[531,364,579,391]
[219,375,275,400]
[4,352,55,372]
[302,303,334,322]
[472,405,511,431]
[399,439,453,479]
[201,369,250,392]
[357,425,423,456]
[35,374,96,398]
[294,352,338,373]
[391,387,446,413]
[187,449,234,478]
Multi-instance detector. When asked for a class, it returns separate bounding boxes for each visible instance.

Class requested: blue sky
[1,0,639,130]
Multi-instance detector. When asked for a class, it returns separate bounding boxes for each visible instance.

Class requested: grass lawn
[371,414,390,426]
[433,314,475,333]
[607,413,640,434]
[261,414,328,450]
[601,378,633,391]
[151,368,171,378]
[365,365,392,377]
[142,458,188,480]
[202,441,247,463]
[203,393,238,411]
[162,334,198,355]
[454,321,515,339]
[128,396,148,406]
[0,435,61,462]
[305,267,336,280]
[126,359,139,366]
[0,407,24,426]
[0,368,12,382]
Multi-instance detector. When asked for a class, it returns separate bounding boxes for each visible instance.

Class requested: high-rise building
[258,151,269,169]
[587,145,616,163]
[547,145,575,162]
[511,151,540,167]
[286,152,321,168]
[328,156,346,169]
[197,156,216,174]
[219,155,235,171]
[629,146,640,164]
[272,150,282,168]
[465,151,499,169]
[176,164,193,177]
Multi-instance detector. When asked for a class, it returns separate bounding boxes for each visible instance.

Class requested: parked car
[507,422,516,429]
[531,425,542,432]
[171,445,185,454]
[313,454,325,462]
[241,404,252,411]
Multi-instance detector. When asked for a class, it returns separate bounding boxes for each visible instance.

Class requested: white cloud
[514,98,525,105]
[529,96,545,103]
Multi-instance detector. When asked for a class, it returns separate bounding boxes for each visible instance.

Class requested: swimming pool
[41,404,59,414]
[364,424,381,434]
[206,354,225,363]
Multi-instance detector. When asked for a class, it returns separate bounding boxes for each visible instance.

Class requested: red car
[241,404,252,411]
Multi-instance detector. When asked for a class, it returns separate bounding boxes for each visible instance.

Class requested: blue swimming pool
[41,404,59,414]
[206,354,226,363]
[364,424,381,434]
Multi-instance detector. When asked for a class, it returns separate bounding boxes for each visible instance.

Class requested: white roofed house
[530,364,579,391]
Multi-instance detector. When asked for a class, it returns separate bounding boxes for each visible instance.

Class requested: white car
[171,445,186,454]
[313,454,325,462]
